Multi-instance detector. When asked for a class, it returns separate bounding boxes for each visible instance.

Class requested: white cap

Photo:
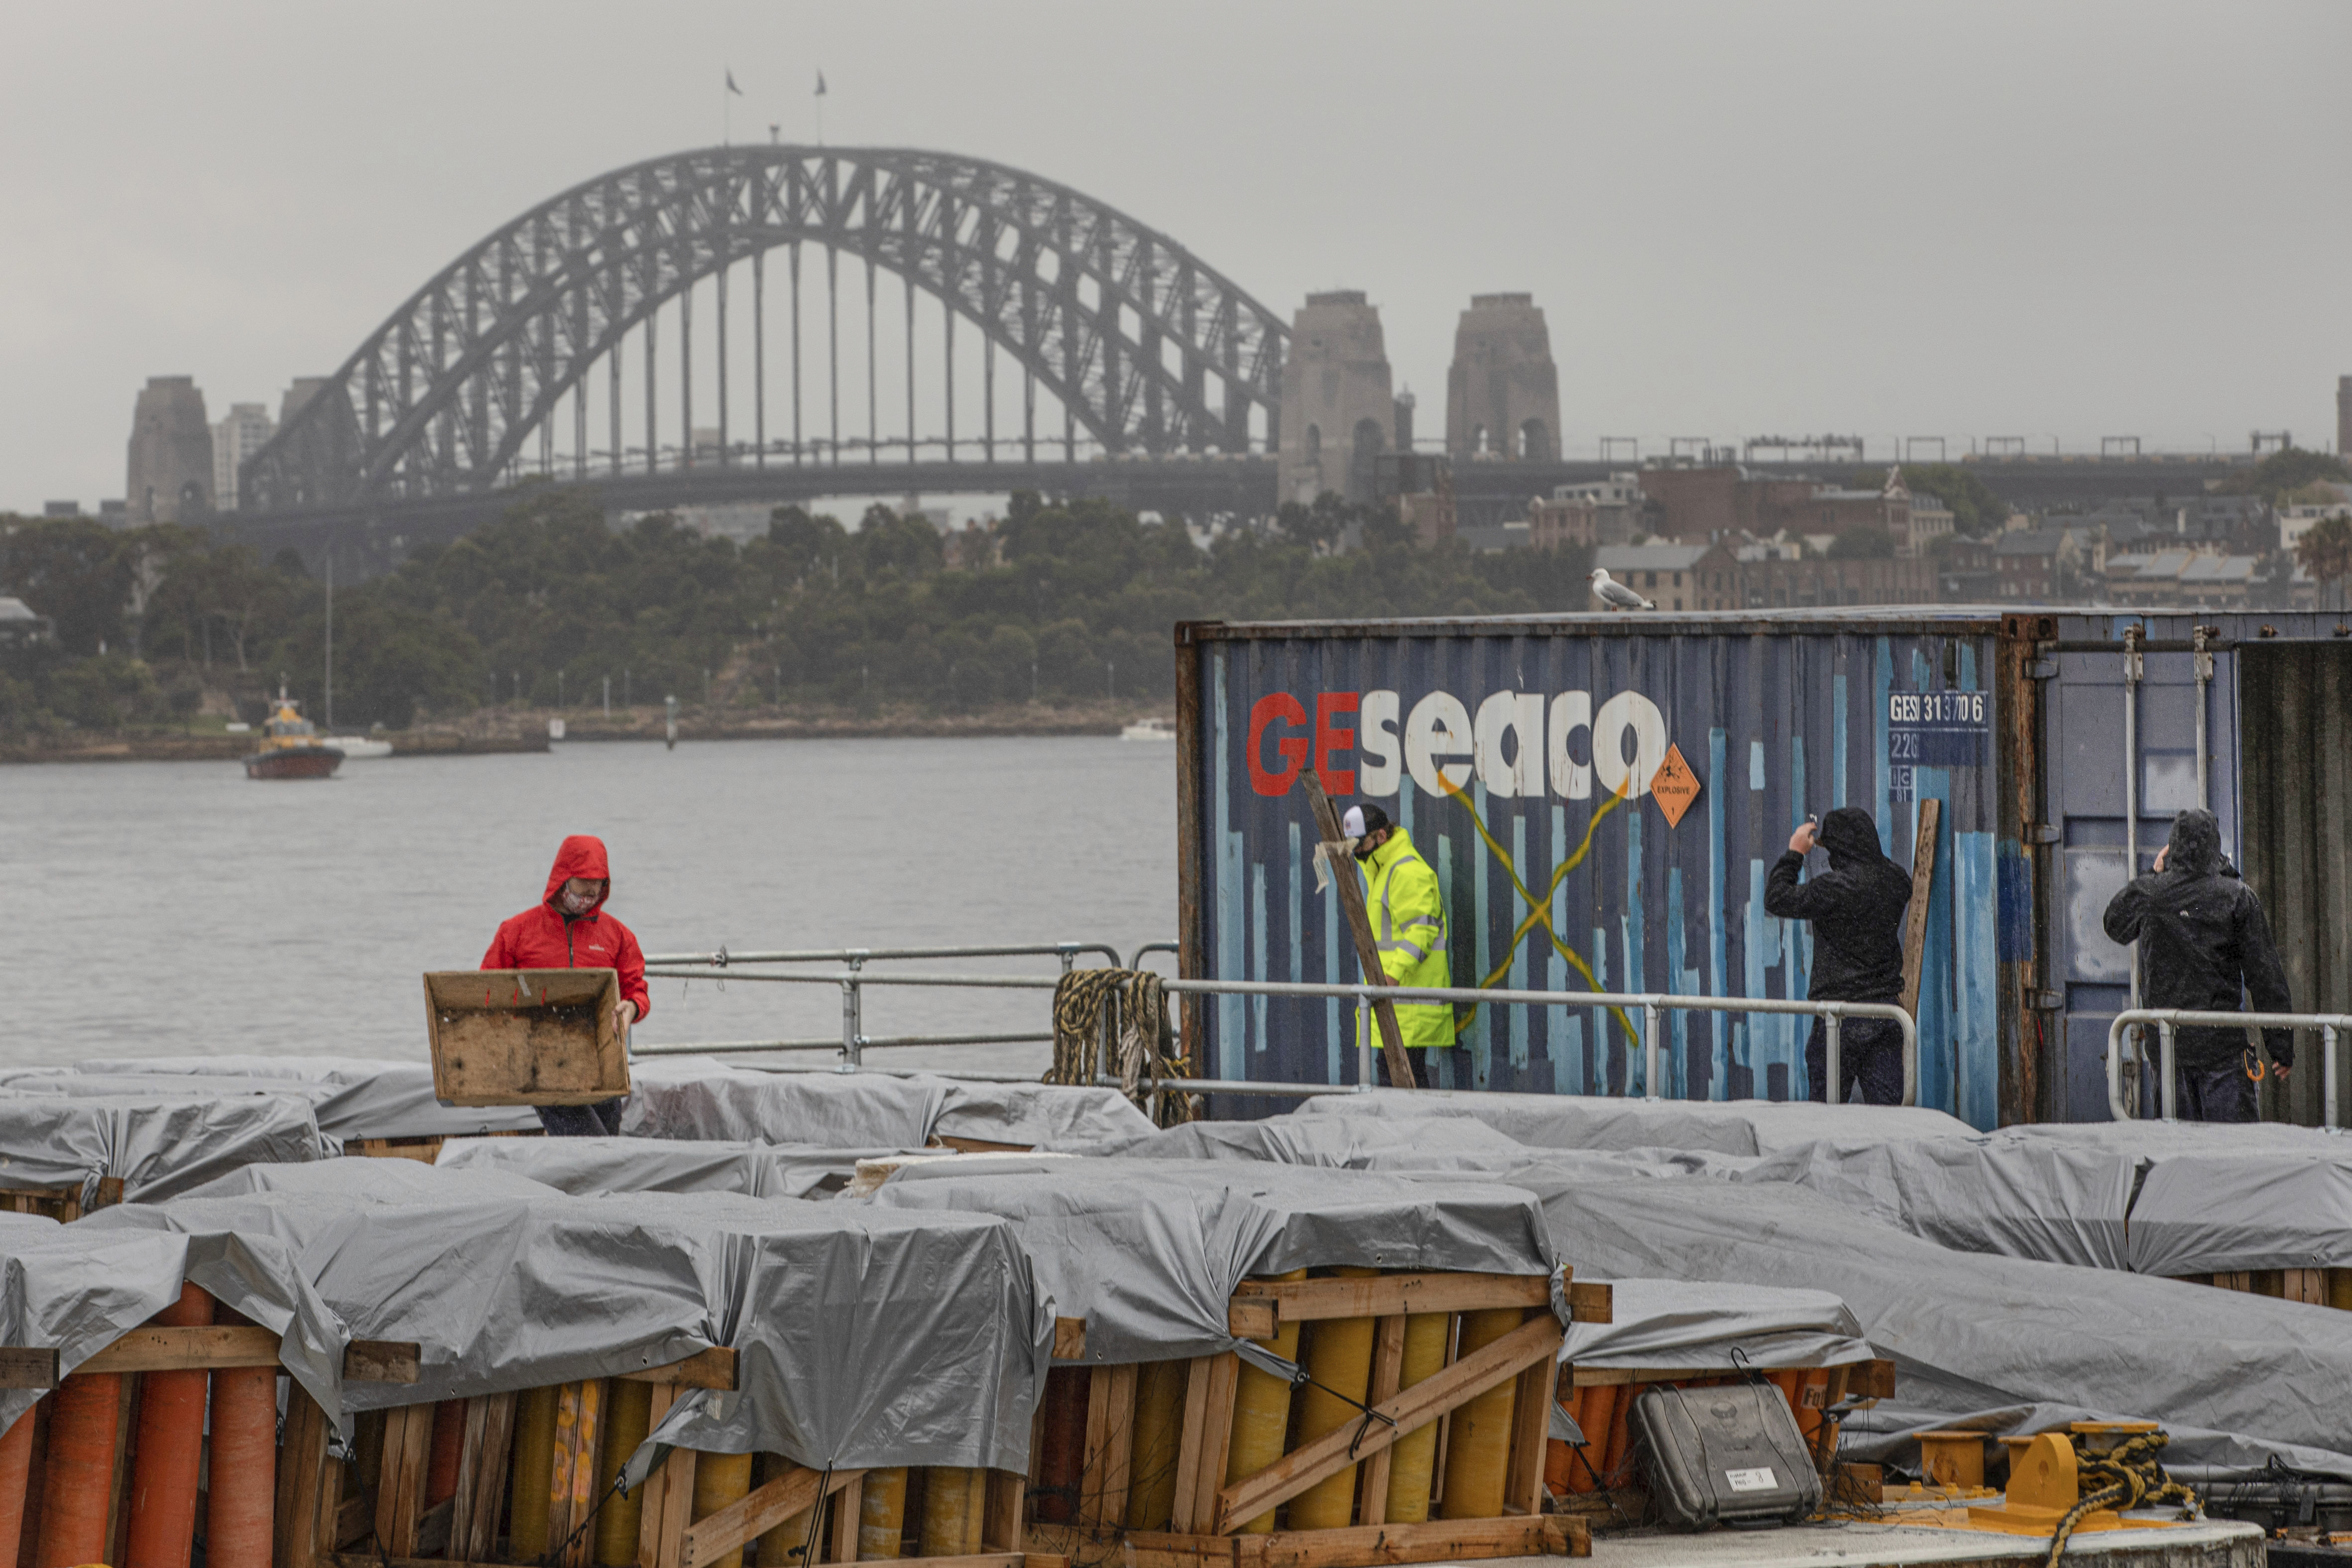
[1342,806,1368,837]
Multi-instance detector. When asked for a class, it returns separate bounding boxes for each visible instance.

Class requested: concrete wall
[1276,291,1393,506]
[1445,293,1560,463]
[126,376,214,523]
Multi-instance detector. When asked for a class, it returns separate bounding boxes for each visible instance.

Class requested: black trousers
[537,1097,625,1136]
[1803,1015,1907,1106]
[2175,1061,2256,1122]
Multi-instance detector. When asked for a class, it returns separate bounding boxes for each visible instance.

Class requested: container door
[2040,629,2233,1120]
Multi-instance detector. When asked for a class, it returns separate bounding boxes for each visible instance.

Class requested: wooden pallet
[2182,1267,2352,1307]
[1028,1270,1602,1566]
[0,1176,123,1223]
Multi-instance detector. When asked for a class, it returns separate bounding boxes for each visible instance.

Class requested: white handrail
[2105,1008,2352,1125]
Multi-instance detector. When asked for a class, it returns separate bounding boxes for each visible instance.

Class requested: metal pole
[753,245,765,467]
[985,336,995,462]
[826,245,839,465]
[1825,1009,1843,1105]
[2193,625,2211,809]
[866,254,877,465]
[716,249,729,467]
[644,308,659,473]
[906,273,916,462]
[681,268,694,468]
[839,956,866,1071]
[2158,1020,2177,1122]
[2123,624,2143,1017]
[609,339,622,477]
[944,284,956,462]
[1357,990,1374,1090]
[2327,1024,2340,1132]
[1642,999,1660,1102]
[791,241,803,466]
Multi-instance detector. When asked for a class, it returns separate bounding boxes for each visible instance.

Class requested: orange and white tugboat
[243,688,344,779]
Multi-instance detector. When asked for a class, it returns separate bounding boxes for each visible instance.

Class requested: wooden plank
[106,1368,137,1568]
[1052,1318,1087,1360]
[679,1462,864,1568]
[451,1392,516,1563]
[1566,1282,1612,1325]
[0,1348,57,1389]
[1079,1362,1139,1528]
[1124,1515,1579,1568]
[0,1330,419,1384]
[617,1345,739,1390]
[1565,1361,1872,1390]
[1172,1352,1239,1535]
[413,1498,454,1557]
[2286,1268,2328,1305]
[1356,1316,1408,1528]
[334,1496,368,1550]
[1900,798,1943,1024]
[635,1383,693,1568]
[1852,1358,1898,1400]
[983,1467,1026,1553]
[275,1384,334,1568]
[375,1402,436,1558]
[1214,1315,1564,1535]
[1226,1300,1277,1341]
[546,1379,607,1568]
[829,1473,866,1563]
[1229,1273,1553,1325]
[1502,1355,1552,1517]
[1299,770,1416,1088]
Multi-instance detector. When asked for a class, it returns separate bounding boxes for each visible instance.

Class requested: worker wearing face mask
[481,834,649,1135]
[1344,802,1454,1071]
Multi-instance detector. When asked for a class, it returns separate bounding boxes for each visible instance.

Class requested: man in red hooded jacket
[482,834,650,1135]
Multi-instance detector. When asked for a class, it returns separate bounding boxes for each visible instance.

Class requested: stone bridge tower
[1277,292,1395,506]
[1445,294,1559,463]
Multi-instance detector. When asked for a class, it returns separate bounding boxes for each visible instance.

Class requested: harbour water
[4,735,1175,1072]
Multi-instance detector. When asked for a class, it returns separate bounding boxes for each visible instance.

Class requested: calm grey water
[3,736,1176,1072]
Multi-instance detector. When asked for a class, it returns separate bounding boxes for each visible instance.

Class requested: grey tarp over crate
[435,1135,927,1200]
[1296,1086,1971,1155]
[621,1061,1154,1149]
[863,1156,1560,1365]
[0,1091,328,1207]
[0,1209,347,1436]
[86,1161,1052,1476]
[1844,1400,2352,1486]
[1333,1145,2352,1476]
[66,1055,545,1139]
[1560,1279,1876,1374]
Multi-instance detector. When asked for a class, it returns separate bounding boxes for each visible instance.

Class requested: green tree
[1829,526,1895,559]
[1895,465,2010,538]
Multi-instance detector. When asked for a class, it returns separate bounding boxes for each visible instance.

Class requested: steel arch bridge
[240,145,1291,513]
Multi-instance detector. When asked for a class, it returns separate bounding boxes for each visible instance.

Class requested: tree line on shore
[0,487,1593,734]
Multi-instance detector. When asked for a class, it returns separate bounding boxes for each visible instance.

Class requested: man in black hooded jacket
[2102,807,2294,1122]
[1764,806,1915,1105]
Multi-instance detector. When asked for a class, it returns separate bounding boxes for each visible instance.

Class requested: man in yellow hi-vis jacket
[1344,803,1453,1052]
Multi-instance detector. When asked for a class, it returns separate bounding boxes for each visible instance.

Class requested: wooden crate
[424,969,629,1107]
[1024,1270,1605,1568]
[0,1176,122,1224]
[2180,1267,2352,1308]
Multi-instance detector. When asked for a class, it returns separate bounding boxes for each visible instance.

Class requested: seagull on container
[1589,568,1656,611]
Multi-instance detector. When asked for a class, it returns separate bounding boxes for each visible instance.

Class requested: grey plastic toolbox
[1630,1381,1823,1529]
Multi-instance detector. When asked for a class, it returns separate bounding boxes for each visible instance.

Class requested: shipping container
[1174,608,2352,1128]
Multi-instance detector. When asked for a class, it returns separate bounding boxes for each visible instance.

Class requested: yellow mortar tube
[917,1468,983,1557]
[1288,1268,1380,1530]
[507,1385,560,1561]
[1381,1312,1453,1524]
[755,1452,818,1568]
[858,1467,910,1559]
[692,1451,757,1568]
[1225,1268,1308,1534]
[1124,1358,1189,1530]
[594,1380,655,1565]
[1439,1309,1525,1520]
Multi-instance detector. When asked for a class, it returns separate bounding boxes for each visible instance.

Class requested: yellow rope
[2042,1433,2196,1568]
[1047,969,1195,1126]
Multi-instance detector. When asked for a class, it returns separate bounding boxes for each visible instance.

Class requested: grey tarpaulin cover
[1333,1146,2352,1473]
[2126,1153,2352,1276]
[864,1156,1559,1365]
[1054,1111,1538,1166]
[436,1135,926,1200]
[1562,1279,1876,1373]
[622,1061,1153,1149]
[89,1161,1051,1475]
[66,1055,544,1139]
[1730,1131,2142,1271]
[1844,1400,2352,1485]
[0,1209,347,1436]
[0,1091,328,1207]
[1298,1086,1971,1155]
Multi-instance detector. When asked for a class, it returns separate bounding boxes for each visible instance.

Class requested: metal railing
[633,950,1920,1107]
[634,943,1119,1062]
[2105,1008,2352,1126]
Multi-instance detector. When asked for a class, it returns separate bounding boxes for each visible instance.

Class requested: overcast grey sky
[3,1,2347,509]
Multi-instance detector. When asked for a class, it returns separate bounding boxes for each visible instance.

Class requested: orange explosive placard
[1648,743,1701,829]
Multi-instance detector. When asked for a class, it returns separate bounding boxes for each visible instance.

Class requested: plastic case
[1630,1382,1822,1530]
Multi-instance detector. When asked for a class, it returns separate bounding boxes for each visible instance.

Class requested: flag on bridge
[815,70,827,96]
[725,70,742,95]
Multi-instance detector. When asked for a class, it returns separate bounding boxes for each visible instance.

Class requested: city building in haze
[1277,291,1394,506]
[126,376,213,523]
[1445,294,1559,461]
[210,403,276,511]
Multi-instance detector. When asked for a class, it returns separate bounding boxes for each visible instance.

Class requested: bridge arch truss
[242,146,1290,511]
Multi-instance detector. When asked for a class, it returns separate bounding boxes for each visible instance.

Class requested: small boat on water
[244,690,343,779]
[327,736,394,760]
[1120,716,1176,741]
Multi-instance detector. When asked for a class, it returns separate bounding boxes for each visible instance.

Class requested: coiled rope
[1047,969,1195,1126]
[2044,1431,2196,1566]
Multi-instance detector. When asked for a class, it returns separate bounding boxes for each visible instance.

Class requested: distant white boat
[1120,717,1176,742]
[328,736,394,760]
